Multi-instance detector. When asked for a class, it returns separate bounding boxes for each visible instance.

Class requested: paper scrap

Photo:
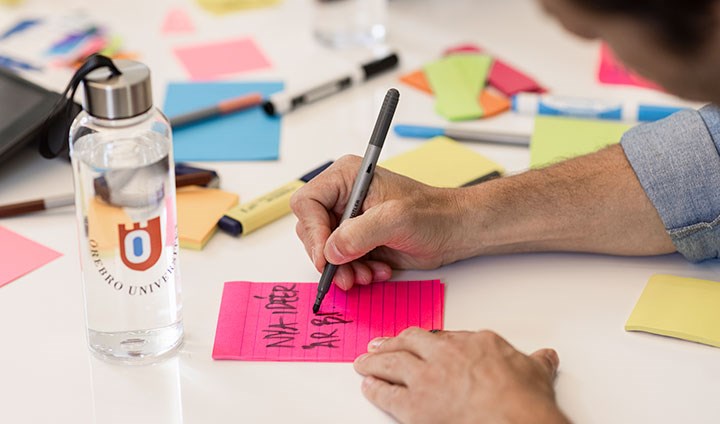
[177,186,238,250]
[213,280,445,362]
[598,43,661,90]
[381,136,504,187]
[161,8,195,34]
[173,37,271,80]
[424,55,492,121]
[626,274,720,348]
[399,69,509,118]
[0,226,62,288]
[163,81,283,161]
[530,116,631,168]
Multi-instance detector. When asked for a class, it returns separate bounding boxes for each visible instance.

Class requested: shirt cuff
[620,105,720,262]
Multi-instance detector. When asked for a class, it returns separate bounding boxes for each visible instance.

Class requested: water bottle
[69,59,183,363]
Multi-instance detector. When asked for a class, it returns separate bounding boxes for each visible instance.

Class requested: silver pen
[312,88,400,313]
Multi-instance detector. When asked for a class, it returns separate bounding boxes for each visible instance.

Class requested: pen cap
[82,59,153,120]
[369,88,400,147]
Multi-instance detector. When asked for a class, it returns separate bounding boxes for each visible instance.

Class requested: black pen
[313,88,400,314]
[263,52,399,116]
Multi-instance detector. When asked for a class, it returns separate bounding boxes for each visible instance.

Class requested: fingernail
[367,337,387,351]
[361,376,375,390]
[310,247,317,266]
[355,353,368,363]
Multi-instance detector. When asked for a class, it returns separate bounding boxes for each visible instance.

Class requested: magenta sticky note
[161,8,195,34]
[0,226,62,288]
[597,43,661,90]
[488,59,546,96]
[173,37,271,81]
[212,280,445,362]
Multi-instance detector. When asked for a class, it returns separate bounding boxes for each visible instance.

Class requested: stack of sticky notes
[176,186,239,249]
[400,42,545,122]
[530,116,632,168]
[381,136,504,187]
[626,274,720,348]
[87,186,238,251]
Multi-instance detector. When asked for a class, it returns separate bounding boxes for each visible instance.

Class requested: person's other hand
[353,328,569,424]
[291,155,471,290]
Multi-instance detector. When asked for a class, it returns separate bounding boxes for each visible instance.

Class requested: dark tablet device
[0,67,75,163]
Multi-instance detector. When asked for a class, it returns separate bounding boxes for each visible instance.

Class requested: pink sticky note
[173,37,271,81]
[598,43,661,90]
[162,8,195,34]
[0,226,62,288]
[213,280,446,362]
[444,43,546,96]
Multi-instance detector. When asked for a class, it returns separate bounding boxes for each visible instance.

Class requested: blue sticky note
[163,82,283,162]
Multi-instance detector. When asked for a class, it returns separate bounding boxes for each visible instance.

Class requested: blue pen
[0,19,41,41]
[512,92,685,122]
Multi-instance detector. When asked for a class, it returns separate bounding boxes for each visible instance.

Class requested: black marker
[263,52,399,116]
[313,88,400,314]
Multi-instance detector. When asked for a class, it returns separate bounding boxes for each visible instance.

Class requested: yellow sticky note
[177,186,239,250]
[530,116,631,168]
[196,0,281,14]
[625,274,720,348]
[381,136,504,187]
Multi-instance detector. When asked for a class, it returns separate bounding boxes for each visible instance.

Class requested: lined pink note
[213,280,445,362]
[598,43,661,90]
[0,226,62,288]
[173,37,271,80]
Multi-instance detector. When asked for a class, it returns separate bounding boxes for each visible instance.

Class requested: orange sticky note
[176,186,239,250]
[399,69,509,118]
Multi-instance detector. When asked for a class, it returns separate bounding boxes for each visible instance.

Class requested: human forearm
[453,144,675,257]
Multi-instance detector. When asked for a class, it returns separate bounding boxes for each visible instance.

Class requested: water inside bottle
[72,132,183,363]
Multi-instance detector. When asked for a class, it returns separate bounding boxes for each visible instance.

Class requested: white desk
[1,0,719,423]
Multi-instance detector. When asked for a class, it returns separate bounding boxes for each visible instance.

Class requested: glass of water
[312,0,388,48]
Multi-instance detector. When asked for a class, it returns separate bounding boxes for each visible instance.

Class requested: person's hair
[575,0,717,53]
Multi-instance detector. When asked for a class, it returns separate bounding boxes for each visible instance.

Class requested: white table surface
[1,0,719,423]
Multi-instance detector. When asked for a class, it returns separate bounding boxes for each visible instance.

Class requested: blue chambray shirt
[621,105,720,262]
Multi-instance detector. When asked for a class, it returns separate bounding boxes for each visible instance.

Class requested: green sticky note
[530,116,632,168]
[626,274,720,348]
[424,55,492,121]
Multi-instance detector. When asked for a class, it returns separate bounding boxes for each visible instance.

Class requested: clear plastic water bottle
[69,59,183,363]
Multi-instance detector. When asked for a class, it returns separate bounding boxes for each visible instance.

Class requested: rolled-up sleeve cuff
[620,105,720,262]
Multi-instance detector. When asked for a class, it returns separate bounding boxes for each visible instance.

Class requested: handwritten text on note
[213,280,445,362]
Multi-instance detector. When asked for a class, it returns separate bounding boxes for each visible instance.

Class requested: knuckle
[399,326,423,339]
[289,190,303,213]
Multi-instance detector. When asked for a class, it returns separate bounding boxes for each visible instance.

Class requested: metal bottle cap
[82,59,153,120]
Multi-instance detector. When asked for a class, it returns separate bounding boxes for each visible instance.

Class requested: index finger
[290,157,360,268]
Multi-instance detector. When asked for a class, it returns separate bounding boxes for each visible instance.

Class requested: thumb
[324,203,397,265]
[529,348,560,380]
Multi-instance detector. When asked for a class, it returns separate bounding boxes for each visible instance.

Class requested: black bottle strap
[38,54,122,159]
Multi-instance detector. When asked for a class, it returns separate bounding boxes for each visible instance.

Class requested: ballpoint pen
[313,88,400,313]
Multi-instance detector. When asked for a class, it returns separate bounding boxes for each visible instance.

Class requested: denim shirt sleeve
[620,104,720,262]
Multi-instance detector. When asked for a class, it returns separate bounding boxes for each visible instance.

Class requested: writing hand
[291,155,468,291]
[353,328,569,424]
